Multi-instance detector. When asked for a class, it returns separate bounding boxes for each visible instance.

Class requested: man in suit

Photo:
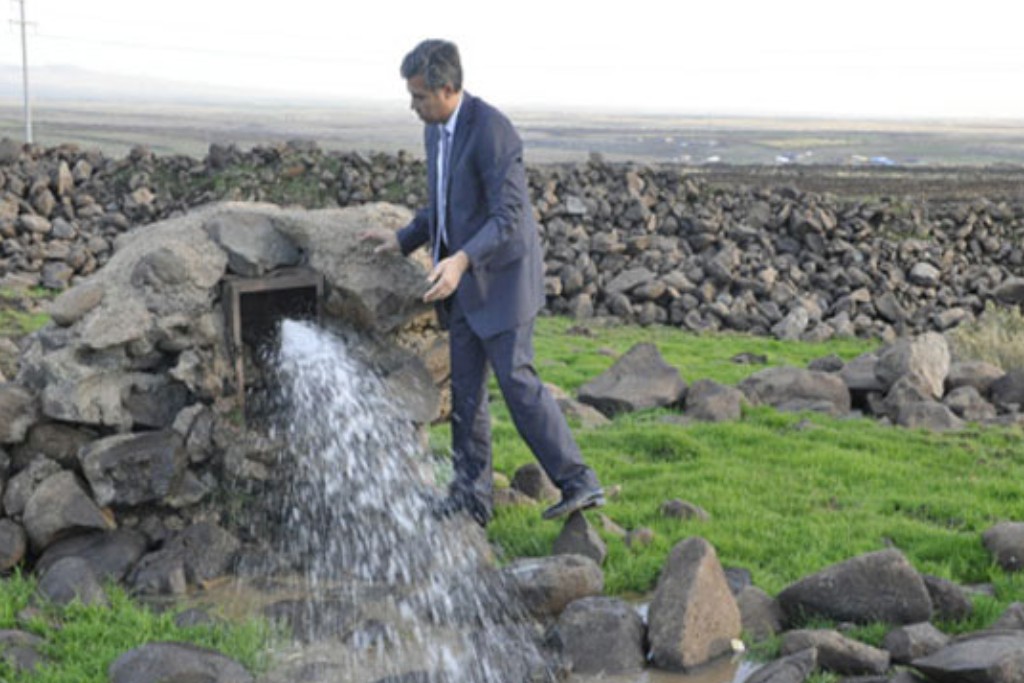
[363,39,603,526]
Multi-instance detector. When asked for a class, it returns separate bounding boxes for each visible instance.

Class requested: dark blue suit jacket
[396,92,545,339]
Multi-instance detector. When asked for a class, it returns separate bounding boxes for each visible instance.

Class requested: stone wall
[2,138,1024,343]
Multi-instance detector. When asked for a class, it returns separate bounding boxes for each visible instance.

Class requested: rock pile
[3,139,1024,341]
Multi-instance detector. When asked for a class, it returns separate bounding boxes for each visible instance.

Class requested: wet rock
[883,622,950,664]
[912,630,1024,683]
[35,529,148,581]
[109,642,254,683]
[743,648,817,683]
[79,430,187,507]
[126,548,188,596]
[738,365,851,416]
[577,342,687,417]
[502,554,604,619]
[552,511,607,566]
[37,556,109,607]
[684,379,746,422]
[983,521,1024,572]
[165,522,240,584]
[23,470,114,552]
[781,629,889,675]
[777,549,932,625]
[511,462,559,502]
[647,537,741,671]
[548,596,645,675]
[0,519,27,571]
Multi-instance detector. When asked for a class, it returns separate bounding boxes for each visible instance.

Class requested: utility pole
[14,0,32,144]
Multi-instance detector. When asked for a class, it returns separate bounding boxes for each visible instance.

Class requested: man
[363,39,603,526]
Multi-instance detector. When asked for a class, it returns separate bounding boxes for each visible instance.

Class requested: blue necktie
[435,127,450,263]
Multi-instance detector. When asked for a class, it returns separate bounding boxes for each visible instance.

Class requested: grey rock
[738,365,851,416]
[660,499,710,521]
[48,281,104,326]
[3,456,62,517]
[0,519,27,571]
[552,511,607,566]
[23,471,113,552]
[578,342,687,417]
[502,554,604,619]
[35,529,148,581]
[647,537,741,671]
[993,276,1024,304]
[946,361,1005,397]
[685,379,745,422]
[0,629,47,674]
[511,462,559,502]
[875,333,950,398]
[897,401,965,432]
[840,352,885,393]
[737,585,785,642]
[991,602,1024,630]
[923,574,974,622]
[605,267,655,295]
[777,549,932,625]
[109,642,254,683]
[37,556,109,607]
[944,385,997,422]
[165,522,240,584]
[912,630,1024,683]
[203,213,300,277]
[126,548,188,596]
[743,648,817,683]
[11,421,95,470]
[781,629,890,675]
[883,622,950,663]
[989,369,1024,411]
[0,384,36,444]
[983,522,1024,572]
[909,262,941,287]
[80,430,187,507]
[548,596,645,675]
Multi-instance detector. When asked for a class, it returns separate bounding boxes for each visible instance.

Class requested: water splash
[261,319,554,683]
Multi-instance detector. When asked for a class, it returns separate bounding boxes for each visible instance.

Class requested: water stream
[226,319,757,683]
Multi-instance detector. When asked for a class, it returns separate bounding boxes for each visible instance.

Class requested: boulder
[946,361,1005,397]
[0,384,37,444]
[743,648,817,683]
[552,511,607,566]
[777,549,932,625]
[502,554,604,619]
[991,602,1024,630]
[883,622,950,664]
[577,342,687,417]
[48,281,104,326]
[943,386,997,423]
[79,430,187,507]
[11,421,96,470]
[0,519,27,571]
[874,333,950,398]
[22,471,114,552]
[3,456,62,517]
[510,462,559,502]
[983,522,1024,572]
[0,629,47,674]
[35,529,148,581]
[781,629,889,675]
[738,365,850,415]
[203,213,301,276]
[109,642,254,683]
[989,369,1024,410]
[912,630,1024,683]
[923,574,974,622]
[548,596,645,675]
[897,401,966,432]
[37,556,109,607]
[647,537,741,671]
[737,585,784,642]
[684,379,746,422]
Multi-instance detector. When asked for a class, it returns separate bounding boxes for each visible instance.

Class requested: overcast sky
[2,0,1023,119]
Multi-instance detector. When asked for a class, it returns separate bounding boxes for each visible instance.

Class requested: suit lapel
[445,93,474,207]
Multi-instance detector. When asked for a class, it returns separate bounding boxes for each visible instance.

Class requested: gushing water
[262,320,554,682]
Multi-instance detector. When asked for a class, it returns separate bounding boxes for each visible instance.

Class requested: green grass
[461,317,1024,623]
[0,572,273,683]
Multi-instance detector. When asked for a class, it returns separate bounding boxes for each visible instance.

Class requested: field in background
[3,99,1024,168]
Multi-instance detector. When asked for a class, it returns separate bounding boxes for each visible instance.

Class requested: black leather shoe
[542,486,605,520]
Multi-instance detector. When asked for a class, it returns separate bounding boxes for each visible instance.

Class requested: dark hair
[400,40,462,92]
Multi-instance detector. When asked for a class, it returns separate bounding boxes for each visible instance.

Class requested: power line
[10,0,33,143]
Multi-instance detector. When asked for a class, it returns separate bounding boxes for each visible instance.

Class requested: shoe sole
[542,492,606,520]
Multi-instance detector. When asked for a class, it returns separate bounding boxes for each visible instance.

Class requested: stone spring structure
[2,139,1024,681]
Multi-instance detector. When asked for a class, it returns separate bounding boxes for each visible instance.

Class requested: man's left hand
[424,251,470,302]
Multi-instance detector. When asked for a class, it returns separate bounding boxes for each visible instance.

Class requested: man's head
[401,40,462,124]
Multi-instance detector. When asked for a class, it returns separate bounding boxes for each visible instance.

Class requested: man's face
[407,74,458,124]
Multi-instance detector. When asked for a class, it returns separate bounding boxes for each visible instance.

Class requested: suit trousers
[447,297,596,518]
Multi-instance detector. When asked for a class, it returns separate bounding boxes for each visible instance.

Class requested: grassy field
[3,314,1024,682]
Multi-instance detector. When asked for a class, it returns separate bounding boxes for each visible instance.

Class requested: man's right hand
[359,228,400,255]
